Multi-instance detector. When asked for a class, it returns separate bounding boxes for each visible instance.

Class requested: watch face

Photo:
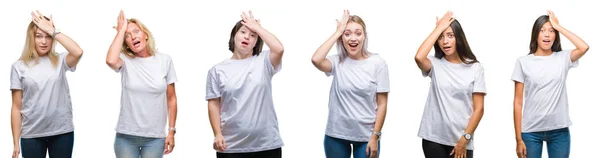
[465,134,471,139]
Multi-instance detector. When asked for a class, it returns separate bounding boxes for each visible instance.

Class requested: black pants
[217,148,282,158]
[422,139,473,158]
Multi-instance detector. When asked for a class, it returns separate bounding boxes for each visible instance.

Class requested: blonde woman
[10,10,83,158]
[106,10,178,158]
[311,10,390,158]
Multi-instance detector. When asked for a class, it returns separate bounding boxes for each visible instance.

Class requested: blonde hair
[336,15,370,62]
[20,22,59,67]
[121,18,156,57]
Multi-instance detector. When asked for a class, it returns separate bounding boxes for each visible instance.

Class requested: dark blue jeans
[522,127,570,158]
[324,135,380,158]
[20,132,74,158]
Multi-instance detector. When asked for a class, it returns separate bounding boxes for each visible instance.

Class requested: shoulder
[153,52,172,60]
[11,60,25,69]
[368,53,388,66]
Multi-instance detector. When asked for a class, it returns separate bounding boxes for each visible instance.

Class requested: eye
[36,35,43,38]
[356,32,362,36]
[46,36,53,39]
[241,31,246,34]
[251,34,256,37]
[550,29,555,33]
[448,34,454,38]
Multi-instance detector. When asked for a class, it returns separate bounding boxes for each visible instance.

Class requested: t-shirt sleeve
[473,64,486,94]
[421,56,436,77]
[325,55,338,77]
[61,53,76,72]
[166,55,177,84]
[10,64,22,90]
[376,62,390,93]
[263,50,281,76]
[115,53,127,73]
[205,68,222,100]
[564,49,579,68]
[511,58,525,83]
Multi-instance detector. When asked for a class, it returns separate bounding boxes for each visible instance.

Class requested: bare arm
[240,11,284,68]
[208,98,222,137]
[11,90,23,152]
[372,93,388,139]
[465,93,485,136]
[513,82,525,141]
[106,10,127,70]
[548,10,589,62]
[311,10,349,73]
[166,83,177,136]
[415,11,455,73]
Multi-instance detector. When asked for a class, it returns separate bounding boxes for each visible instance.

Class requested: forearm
[514,103,523,141]
[167,97,177,135]
[312,32,340,64]
[11,106,22,147]
[54,33,83,58]
[464,107,483,135]
[106,30,125,65]
[208,102,222,136]
[555,26,589,52]
[256,27,283,54]
[415,28,443,60]
[373,104,387,133]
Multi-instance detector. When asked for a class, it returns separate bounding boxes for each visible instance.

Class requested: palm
[548,10,560,28]
[241,10,261,32]
[31,10,54,34]
[336,10,350,33]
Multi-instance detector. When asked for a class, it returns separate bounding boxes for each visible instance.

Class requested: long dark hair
[228,20,264,56]
[434,20,478,64]
[528,15,561,54]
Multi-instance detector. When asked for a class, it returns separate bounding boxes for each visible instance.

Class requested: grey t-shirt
[324,53,390,142]
[205,50,284,153]
[418,56,486,150]
[511,50,578,132]
[115,52,177,138]
[10,53,76,138]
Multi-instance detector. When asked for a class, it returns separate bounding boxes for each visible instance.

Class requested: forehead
[541,22,553,29]
[127,23,141,30]
[345,22,364,31]
[35,28,47,34]
[443,27,454,33]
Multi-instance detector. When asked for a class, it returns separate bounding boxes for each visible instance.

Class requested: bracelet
[52,29,61,38]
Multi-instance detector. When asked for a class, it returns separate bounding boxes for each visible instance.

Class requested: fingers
[221,140,227,151]
[450,149,454,156]
[249,10,254,19]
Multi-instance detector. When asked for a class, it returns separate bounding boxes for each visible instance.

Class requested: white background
[1,0,598,157]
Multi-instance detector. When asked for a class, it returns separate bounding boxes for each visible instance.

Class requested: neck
[232,49,252,60]
[534,47,553,56]
[135,49,150,58]
[444,53,462,64]
[347,51,367,60]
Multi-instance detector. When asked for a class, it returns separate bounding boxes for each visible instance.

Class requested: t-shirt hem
[206,95,221,101]
[116,130,166,138]
[10,86,22,90]
[21,129,74,139]
[376,89,390,93]
[218,143,284,153]
[522,124,572,133]
[326,132,370,142]
[419,134,474,150]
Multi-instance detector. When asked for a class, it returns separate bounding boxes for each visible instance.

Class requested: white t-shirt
[10,53,76,138]
[418,56,486,150]
[205,50,284,153]
[324,53,390,142]
[511,50,578,133]
[115,52,177,138]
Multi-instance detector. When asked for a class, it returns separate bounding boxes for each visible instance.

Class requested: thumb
[365,146,370,156]
[450,149,455,156]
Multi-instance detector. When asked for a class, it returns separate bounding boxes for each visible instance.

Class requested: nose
[443,36,449,44]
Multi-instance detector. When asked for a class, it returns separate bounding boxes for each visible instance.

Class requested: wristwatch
[463,133,472,140]
[373,131,382,139]
[169,127,176,134]
[52,29,61,38]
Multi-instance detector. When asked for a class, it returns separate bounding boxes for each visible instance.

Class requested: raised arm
[240,11,284,68]
[548,10,589,62]
[31,10,83,68]
[106,10,127,71]
[415,11,455,74]
[311,10,350,73]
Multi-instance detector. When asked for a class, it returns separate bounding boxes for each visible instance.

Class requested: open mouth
[542,39,551,45]
[133,41,141,47]
[241,41,249,46]
[443,46,451,51]
[349,43,359,48]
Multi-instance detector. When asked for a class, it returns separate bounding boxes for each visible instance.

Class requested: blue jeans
[324,135,380,158]
[20,132,74,158]
[114,133,165,158]
[522,127,570,158]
